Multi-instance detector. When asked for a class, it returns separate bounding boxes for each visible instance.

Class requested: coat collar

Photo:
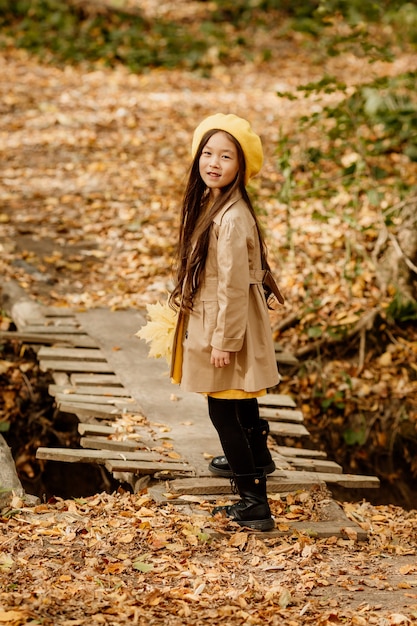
[212,192,242,225]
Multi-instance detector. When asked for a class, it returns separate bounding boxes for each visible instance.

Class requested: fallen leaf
[229,532,248,549]
[117,532,135,544]
[389,615,411,624]
[0,554,14,571]
[168,451,182,460]
[0,610,27,622]
[133,561,154,573]
[378,352,392,366]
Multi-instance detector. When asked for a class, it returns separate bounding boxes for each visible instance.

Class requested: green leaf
[276,90,298,101]
[312,210,330,223]
[366,189,383,205]
[308,326,323,339]
[342,163,357,176]
[343,428,367,446]
[386,294,417,323]
[370,165,388,180]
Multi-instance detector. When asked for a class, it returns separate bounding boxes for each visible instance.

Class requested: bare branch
[388,232,417,275]
[295,307,380,359]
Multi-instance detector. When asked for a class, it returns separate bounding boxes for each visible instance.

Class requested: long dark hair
[170,129,271,311]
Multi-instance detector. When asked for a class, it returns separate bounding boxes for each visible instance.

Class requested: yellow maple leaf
[136,300,178,364]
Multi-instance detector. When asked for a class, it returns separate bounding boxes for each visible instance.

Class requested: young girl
[169,114,283,532]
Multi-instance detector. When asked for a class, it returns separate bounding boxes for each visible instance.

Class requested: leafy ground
[1,489,417,625]
[1,1,417,623]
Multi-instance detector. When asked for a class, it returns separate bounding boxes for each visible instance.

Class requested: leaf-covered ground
[1,37,415,312]
[1,489,417,625]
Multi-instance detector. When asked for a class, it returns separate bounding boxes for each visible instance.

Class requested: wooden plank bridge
[1,286,380,538]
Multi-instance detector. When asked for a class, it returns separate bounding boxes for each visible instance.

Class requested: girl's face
[199,131,239,198]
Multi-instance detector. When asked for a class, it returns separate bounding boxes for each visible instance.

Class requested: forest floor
[1,3,417,622]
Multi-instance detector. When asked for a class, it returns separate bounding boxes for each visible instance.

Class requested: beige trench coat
[171,194,280,394]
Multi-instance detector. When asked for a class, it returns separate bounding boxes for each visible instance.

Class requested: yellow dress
[171,312,266,399]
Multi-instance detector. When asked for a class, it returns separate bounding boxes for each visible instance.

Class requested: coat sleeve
[211,210,250,352]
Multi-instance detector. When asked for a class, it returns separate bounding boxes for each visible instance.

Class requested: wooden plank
[70,374,122,386]
[259,394,296,409]
[260,407,304,423]
[269,454,292,470]
[275,351,299,366]
[38,347,107,362]
[105,460,193,474]
[274,343,299,365]
[40,360,113,373]
[36,447,127,462]
[58,402,122,418]
[36,447,183,464]
[21,324,86,335]
[268,422,310,437]
[167,475,324,495]
[34,316,79,326]
[277,446,328,459]
[80,436,143,451]
[52,372,71,386]
[78,424,117,436]
[272,520,367,541]
[272,470,380,489]
[41,308,77,318]
[286,458,343,474]
[0,331,97,348]
[77,424,155,448]
[167,469,379,495]
[49,335,98,349]
[49,385,132,398]
[54,392,137,407]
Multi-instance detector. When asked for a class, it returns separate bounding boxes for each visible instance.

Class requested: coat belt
[249,269,266,284]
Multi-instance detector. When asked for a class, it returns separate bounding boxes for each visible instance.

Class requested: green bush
[277,71,417,205]
[0,0,416,70]
[0,0,211,70]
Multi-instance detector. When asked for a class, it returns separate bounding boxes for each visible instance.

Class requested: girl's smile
[199,131,239,198]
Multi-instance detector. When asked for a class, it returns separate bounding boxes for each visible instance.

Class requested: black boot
[212,473,274,532]
[209,419,275,478]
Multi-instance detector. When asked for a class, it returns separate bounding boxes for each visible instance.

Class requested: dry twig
[295,307,380,359]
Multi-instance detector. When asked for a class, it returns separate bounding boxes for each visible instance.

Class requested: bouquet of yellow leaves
[135,300,178,365]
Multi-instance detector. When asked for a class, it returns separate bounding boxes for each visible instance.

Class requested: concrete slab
[75,308,222,474]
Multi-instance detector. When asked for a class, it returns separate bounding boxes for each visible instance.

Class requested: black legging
[207,397,260,475]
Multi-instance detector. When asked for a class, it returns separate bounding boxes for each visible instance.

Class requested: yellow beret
[191,113,263,185]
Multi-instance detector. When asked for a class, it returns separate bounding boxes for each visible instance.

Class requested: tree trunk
[0,434,24,507]
[374,197,417,302]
